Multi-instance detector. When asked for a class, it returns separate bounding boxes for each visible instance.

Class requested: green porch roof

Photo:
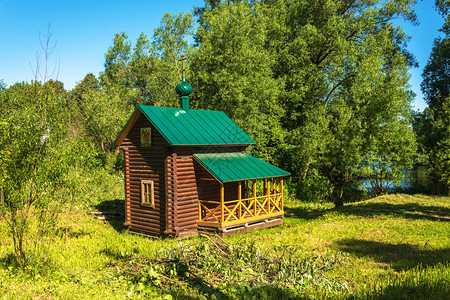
[193,150,290,183]
[114,105,256,147]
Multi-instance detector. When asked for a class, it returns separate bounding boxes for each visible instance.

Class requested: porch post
[253,180,257,216]
[220,183,225,224]
[280,178,284,210]
[266,178,270,213]
[238,181,242,220]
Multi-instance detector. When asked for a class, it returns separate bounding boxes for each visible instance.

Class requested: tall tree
[71,73,133,152]
[100,12,194,108]
[192,0,418,203]
[419,0,450,194]
[0,79,6,91]
[133,11,194,107]
[191,1,284,161]
[0,81,74,268]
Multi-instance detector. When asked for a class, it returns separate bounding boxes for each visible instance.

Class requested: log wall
[120,114,170,236]
[173,147,199,236]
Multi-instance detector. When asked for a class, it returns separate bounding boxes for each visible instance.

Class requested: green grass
[0,193,449,299]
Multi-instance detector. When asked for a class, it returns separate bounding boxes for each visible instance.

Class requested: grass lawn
[0,194,448,299]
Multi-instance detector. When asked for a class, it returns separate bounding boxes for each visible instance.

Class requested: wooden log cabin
[113,77,290,238]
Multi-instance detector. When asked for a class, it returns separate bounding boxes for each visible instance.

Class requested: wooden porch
[197,177,284,234]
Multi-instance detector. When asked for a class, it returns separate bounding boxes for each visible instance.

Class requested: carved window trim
[141,180,154,208]
[140,127,152,147]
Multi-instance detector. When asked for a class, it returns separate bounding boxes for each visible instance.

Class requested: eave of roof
[112,107,141,148]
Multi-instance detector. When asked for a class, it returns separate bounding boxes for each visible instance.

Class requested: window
[140,127,152,147]
[141,180,154,208]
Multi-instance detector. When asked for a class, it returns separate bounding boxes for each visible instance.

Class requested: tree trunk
[334,197,344,207]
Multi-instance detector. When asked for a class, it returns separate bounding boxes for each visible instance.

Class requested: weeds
[364,263,450,299]
[0,193,448,299]
[114,235,350,298]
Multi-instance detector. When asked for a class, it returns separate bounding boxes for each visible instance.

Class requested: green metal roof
[138,105,255,146]
[193,150,290,183]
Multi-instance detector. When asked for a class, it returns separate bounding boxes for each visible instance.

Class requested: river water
[362,165,448,195]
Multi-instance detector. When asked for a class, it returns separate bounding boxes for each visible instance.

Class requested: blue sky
[0,0,445,111]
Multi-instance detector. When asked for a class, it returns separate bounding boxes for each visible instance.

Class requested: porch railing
[198,179,284,228]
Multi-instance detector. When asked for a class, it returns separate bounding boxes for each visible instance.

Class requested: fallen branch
[112,234,349,294]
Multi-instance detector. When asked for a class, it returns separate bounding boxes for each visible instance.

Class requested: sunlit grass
[0,192,449,299]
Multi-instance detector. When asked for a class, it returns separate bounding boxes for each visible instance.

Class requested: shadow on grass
[0,253,18,267]
[95,199,124,212]
[284,205,332,220]
[94,199,126,232]
[285,200,449,222]
[335,239,450,271]
[336,202,450,222]
[168,284,299,300]
[367,280,450,300]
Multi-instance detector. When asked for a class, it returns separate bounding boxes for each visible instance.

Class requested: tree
[0,120,10,195]
[0,81,73,269]
[0,79,6,91]
[100,12,194,108]
[422,37,450,115]
[192,0,417,203]
[419,0,450,194]
[70,72,135,152]
[150,12,195,107]
[190,1,284,162]
[70,73,124,152]
[0,29,78,269]
[273,0,417,200]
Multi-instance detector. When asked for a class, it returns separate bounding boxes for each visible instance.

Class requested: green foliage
[191,0,418,202]
[0,120,10,187]
[417,1,450,194]
[151,12,194,105]
[0,80,75,269]
[298,0,416,200]
[422,37,450,113]
[116,235,350,298]
[436,0,450,35]
[429,134,450,193]
[71,73,134,152]
[0,79,6,91]
[191,1,284,162]
[100,12,194,108]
